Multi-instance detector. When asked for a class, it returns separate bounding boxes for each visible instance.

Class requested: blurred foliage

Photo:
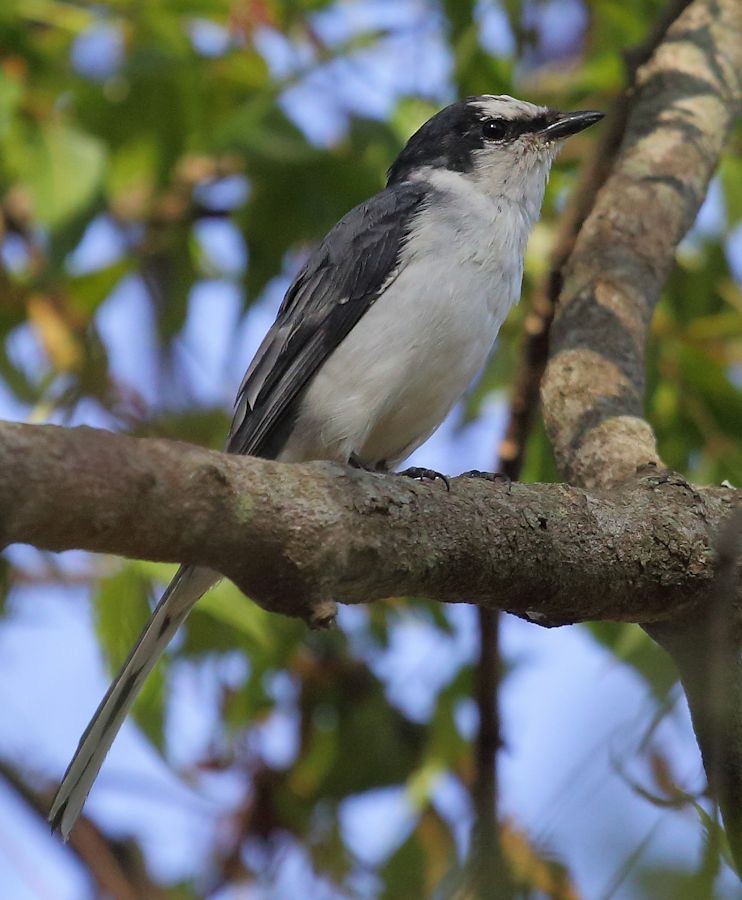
[0,0,740,897]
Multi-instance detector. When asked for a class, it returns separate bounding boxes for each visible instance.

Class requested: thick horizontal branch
[0,420,738,626]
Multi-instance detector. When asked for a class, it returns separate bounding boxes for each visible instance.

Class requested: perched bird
[49,95,602,838]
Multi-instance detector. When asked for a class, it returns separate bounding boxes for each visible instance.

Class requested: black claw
[398,467,450,491]
[461,470,512,492]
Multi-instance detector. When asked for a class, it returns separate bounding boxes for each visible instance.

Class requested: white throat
[413,156,552,268]
[472,145,556,226]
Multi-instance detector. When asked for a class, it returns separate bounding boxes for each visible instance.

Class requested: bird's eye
[482,119,509,141]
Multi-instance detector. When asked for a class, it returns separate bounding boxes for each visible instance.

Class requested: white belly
[280,257,519,467]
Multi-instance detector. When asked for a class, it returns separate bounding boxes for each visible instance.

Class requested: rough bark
[542,0,742,490]
[0,419,739,628]
[539,0,742,872]
[495,0,691,474]
[472,8,696,881]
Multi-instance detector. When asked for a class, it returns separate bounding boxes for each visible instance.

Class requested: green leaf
[140,223,197,338]
[381,837,426,899]
[719,151,742,225]
[92,563,166,751]
[14,121,106,229]
[229,110,393,299]
[67,258,131,316]
[196,580,274,652]
[0,71,21,140]
[105,135,159,212]
[690,800,737,875]
[585,622,678,699]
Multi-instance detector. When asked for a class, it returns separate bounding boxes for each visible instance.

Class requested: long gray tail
[49,565,219,840]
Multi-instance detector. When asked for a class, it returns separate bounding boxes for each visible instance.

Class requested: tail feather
[49,565,218,840]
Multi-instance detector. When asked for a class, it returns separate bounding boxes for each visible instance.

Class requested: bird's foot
[397,466,450,491]
[460,470,512,492]
[349,453,383,473]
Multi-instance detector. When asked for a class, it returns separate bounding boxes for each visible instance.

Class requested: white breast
[279,171,536,468]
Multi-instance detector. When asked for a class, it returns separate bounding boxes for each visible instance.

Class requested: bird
[49,95,603,838]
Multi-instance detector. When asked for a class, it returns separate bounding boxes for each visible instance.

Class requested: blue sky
[1,1,741,897]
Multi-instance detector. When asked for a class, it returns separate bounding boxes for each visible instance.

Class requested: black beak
[541,109,604,140]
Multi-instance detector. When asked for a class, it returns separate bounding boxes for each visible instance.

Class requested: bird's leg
[397,466,450,491]
[460,470,512,492]
[350,453,450,490]
[349,453,384,473]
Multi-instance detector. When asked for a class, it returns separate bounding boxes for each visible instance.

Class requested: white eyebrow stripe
[472,95,548,121]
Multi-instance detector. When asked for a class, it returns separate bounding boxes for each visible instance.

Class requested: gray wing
[227,181,429,457]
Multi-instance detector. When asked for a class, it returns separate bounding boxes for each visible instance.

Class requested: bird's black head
[387,95,603,186]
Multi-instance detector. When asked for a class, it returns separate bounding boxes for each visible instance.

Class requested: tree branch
[0,419,738,627]
[500,0,695,476]
[537,0,742,871]
[542,0,742,490]
[473,7,696,884]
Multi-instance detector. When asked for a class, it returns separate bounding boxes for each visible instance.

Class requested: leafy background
[0,0,741,897]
